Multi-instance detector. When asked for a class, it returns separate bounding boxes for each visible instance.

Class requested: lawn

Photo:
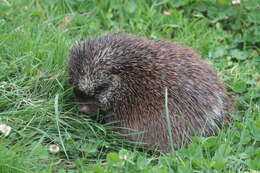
[0,0,259,172]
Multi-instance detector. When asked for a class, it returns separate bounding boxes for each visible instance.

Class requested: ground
[0,0,259,172]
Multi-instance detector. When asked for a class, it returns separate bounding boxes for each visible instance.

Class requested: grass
[0,0,259,172]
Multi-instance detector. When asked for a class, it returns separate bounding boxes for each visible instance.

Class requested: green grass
[0,0,259,172]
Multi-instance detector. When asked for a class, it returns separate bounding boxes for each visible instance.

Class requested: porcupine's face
[69,39,121,115]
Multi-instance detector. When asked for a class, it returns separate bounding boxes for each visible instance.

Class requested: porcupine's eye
[79,69,84,75]
[95,83,109,95]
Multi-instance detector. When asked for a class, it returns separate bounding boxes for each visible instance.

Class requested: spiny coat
[69,33,233,151]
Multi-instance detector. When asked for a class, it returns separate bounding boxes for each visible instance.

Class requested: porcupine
[68,33,233,151]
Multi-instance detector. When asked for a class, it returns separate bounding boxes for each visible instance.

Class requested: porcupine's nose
[77,103,99,114]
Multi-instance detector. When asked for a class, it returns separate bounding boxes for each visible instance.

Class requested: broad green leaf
[230,49,249,60]
[233,80,247,93]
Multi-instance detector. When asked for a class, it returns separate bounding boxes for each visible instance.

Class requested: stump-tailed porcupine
[69,33,233,151]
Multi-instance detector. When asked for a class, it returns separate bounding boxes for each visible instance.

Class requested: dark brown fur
[69,33,233,151]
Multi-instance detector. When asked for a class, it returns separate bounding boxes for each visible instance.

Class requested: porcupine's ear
[111,74,119,81]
